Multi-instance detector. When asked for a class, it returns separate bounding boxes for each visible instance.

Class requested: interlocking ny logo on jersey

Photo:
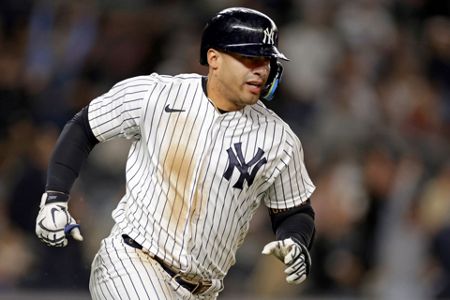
[223,142,267,189]
[263,27,275,45]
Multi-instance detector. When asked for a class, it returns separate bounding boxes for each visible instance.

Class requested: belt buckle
[190,281,202,295]
[173,273,210,295]
[192,281,212,295]
[173,273,200,293]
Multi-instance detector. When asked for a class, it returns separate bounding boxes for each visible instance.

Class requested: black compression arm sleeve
[269,199,316,249]
[46,106,99,193]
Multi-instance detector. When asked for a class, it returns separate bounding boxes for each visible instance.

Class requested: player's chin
[241,94,259,106]
[243,86,262,103]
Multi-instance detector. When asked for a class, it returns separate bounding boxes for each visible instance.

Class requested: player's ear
[207,49,220,69]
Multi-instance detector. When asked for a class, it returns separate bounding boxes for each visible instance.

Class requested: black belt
[122,235,212,295]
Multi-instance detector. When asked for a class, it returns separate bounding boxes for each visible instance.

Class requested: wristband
[44,191,70,204]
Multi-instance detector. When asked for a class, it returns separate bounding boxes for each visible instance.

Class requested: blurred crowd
[0,0,449,299]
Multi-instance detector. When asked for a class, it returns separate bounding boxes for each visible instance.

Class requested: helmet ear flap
[262,60,283,101]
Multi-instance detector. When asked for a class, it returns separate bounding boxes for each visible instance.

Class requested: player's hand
[262,237,311,284]
[35,192,83,247]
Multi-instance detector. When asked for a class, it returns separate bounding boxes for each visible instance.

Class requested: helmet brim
[222,44,289,61]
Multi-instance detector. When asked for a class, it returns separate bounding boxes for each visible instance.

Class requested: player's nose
[252,58,270,78]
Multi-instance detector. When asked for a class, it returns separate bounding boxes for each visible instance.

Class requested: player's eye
[235,54,269,68]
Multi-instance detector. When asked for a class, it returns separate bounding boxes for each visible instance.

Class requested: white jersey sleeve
[264,129,315,209]
[88,76,156,142]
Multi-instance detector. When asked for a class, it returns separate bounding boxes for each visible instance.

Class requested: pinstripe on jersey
[88,73,315,284]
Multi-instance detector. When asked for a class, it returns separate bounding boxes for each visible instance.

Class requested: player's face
[208,50,271,111]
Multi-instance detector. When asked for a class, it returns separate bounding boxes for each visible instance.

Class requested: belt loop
[190,282,202,294]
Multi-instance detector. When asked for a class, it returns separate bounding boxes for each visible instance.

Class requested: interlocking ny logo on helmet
[263,28,275,45]
[200,7,289,101]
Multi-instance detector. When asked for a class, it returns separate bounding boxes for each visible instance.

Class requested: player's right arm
[36,76,152,247]
[35,106,99,247]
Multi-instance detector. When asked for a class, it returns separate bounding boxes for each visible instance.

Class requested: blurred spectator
[431,225,450,299]
[423,16,450,137]
[371,155,429,300]
[23,0,98,126]
[308,156,369,297]
[418,162,450,299]
[282,0,341,104]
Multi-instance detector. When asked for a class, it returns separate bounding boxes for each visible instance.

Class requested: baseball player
[35,7,316,299]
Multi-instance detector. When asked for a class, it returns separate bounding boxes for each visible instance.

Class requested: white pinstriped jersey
[88,73,315,282]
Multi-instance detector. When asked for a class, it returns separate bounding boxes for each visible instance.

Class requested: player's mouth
[246,80,263,95]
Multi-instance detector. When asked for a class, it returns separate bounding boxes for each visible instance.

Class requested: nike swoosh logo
[51,208,58,226]
[165,104,185,113]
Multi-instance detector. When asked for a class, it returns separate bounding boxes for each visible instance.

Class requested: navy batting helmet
[200,7,289,101]
[200,7,288,64]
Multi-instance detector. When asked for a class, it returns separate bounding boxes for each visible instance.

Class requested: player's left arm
[262,200,315,284]
[261,129,315,284]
